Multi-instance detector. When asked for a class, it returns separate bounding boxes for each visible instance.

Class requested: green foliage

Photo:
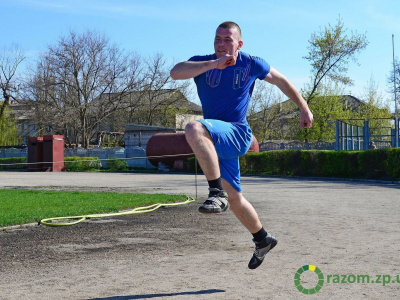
[386,148,400,178]
[239,148,400,181]
[0,105,19,146]
[295,79,393,142]
[65,157,128,171]
[353,76,393,137]
[304,17,368,102]
[187,157,203,173]
[64,156,101,171]
[318,150,360,178]
[357,149,389,179]
[0,157,26,170]
[105,158,129,171]
[98,133,124,147]
[297,84,351,141]
[296,17,368,142]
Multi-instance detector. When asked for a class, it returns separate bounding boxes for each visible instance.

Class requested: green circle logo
[294,265,324,294]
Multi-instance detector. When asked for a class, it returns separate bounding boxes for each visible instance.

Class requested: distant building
[248,94,386,141]
[175,113,203,130]
[93,89,202,143]
[6,99,37,144]
[124,124,176,148]
[8,89,203,146]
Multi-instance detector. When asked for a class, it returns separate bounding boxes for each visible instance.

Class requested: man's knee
[222,180,242,202]
[185,121,206,142]
[185,121,200,134]
[226,192,246,212]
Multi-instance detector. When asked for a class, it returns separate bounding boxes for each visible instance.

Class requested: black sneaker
[198,188,229,213]
[248,233,278,269]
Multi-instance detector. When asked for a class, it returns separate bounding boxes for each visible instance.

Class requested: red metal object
[146,133,194,167]
[146,133,259,168]
[248,135,260,153]
[43,135,65,172]
[27,137,43,171]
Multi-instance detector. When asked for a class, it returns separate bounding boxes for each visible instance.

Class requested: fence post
[350,125,354,150]
[363,120,370,150]
[396,118,400,148]
[392,128,396,148]
[335,121,340,151]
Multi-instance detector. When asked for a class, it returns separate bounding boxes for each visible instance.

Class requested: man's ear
[238,40,244,50]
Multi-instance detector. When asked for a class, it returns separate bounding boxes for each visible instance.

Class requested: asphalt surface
[1,171,400,299]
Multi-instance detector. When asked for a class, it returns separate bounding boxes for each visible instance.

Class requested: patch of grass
[0,189,187,227]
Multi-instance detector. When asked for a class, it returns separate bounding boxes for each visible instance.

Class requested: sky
[1,0,400,110]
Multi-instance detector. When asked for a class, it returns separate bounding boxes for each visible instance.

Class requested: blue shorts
[199,119,253,192]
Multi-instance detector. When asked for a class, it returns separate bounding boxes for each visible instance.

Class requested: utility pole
[393,34,399,147]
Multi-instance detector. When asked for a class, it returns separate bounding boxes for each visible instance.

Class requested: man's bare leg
[186,121,277,268]
[221,178,262,233]
[185,121,220,180]
[185,121,229,213]
[222,178,278,269]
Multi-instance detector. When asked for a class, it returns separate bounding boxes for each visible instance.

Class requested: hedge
[0,157,129,172]
[64,157,128,171]
[0,157,27,170]
[105,158,129,171]
[64,156,102,171]
[188,148,400,181]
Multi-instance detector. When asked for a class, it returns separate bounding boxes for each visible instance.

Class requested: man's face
[214,26,243,59]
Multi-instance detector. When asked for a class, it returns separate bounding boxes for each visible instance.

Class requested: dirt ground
[1,172,400,300]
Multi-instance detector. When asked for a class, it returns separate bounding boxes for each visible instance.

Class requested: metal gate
[336,119,399,150]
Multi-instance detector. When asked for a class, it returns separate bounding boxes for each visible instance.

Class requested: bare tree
[0,44,25,119]
[357,76,392,137]
[387,57,400,113]
[28,30,141,147]
[135,53,190,125]
[247,82,286,142]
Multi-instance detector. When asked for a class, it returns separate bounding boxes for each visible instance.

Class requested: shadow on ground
[89,289,226,299]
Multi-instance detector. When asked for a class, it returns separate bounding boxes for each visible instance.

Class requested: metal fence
[0,148,28,158]
[0,146,154,169]
[259,141,335,152]
[64,147,153,169]
[335,120,397,150]
[259,119,398,152]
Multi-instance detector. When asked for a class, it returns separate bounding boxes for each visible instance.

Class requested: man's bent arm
[264,67,313,128]
[170,55,236,80]
[170,60,218,80]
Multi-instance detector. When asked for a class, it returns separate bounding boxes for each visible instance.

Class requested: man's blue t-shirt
[189,51,270,125]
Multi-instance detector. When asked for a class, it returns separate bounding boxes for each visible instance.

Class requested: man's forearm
[268,72,313,128]
[170,60,218,80]
[279,80,309,112]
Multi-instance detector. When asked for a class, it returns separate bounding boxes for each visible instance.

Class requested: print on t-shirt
[206,69,222,88]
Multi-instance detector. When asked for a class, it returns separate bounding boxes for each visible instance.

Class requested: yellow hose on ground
[40,196,196,227]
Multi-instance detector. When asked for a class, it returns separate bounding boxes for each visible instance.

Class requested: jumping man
[170,21,313,269]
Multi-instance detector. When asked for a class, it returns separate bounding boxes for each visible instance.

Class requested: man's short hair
[218,21,242,40]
